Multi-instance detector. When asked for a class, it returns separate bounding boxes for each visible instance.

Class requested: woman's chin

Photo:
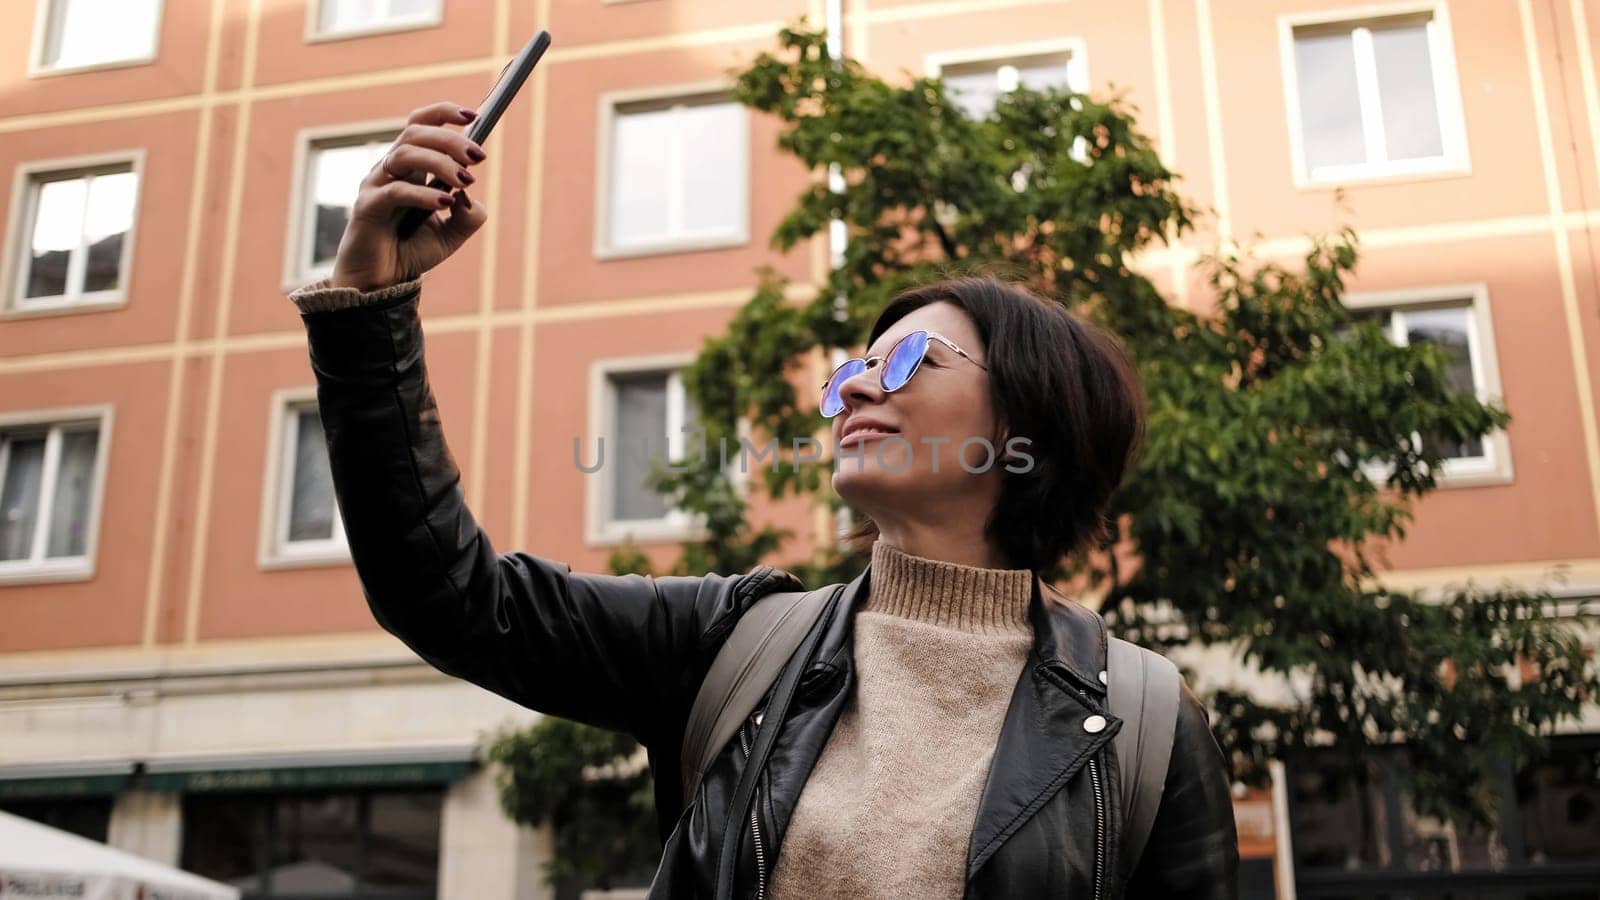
[832,463,913,506]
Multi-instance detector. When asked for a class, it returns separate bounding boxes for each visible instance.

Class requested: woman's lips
[838,429,899,448]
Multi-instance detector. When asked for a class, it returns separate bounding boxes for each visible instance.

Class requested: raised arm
[288,101,800,747]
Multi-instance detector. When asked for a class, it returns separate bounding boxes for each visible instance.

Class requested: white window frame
[28,0,165,77]
[282,122,404,291]
[0,404,113,586]
[593,83,751,261]
[2,151,144,319]
[925,39,1090,184]
[587,354,717,547]
[587,356,697,546]
[924,37,1090,111]
[305,0,444,43]
[1278,2,1470,189]
[259,387,350,570]
[1343,284,1512,489]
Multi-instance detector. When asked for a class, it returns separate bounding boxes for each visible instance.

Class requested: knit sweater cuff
[863,541,1033,635]
[288,276,423,314]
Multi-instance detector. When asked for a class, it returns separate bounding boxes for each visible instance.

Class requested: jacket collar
[1031,578,1111,695]
[964,576,1117,879]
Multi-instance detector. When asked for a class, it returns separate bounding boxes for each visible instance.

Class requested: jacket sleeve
[296,283,800,744]
[1124,680,1241,899]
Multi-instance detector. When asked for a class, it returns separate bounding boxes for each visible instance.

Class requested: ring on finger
[381,153,421,184]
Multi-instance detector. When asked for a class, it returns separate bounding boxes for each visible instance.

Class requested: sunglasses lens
[882,331,929,392]
[822,358,867,418]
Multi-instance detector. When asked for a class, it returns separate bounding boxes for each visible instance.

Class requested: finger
[407,100,479,129]
[366,149,424,187]
[433,190,489,252]
[382,144,476,191]
[395,122,488,169]
[354,179,460,224]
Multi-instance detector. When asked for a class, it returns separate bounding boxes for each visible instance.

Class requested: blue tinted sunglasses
[821,330,988,418]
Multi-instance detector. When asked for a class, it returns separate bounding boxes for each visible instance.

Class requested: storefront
[1287,734,1600,899]
[1,750,473,899]
[0,647,551,900]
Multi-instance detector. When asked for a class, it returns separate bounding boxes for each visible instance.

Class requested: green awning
[0,748,475,798]
[0,773,129,799]
[143,760,474,794]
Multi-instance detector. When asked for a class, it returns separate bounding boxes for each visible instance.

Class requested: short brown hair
[842,276,1146,572]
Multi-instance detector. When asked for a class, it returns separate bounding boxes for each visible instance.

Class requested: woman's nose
[835,362,885,411]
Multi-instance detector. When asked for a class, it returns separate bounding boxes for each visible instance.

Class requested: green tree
[491,23,1597,879]
[485,718,659,889]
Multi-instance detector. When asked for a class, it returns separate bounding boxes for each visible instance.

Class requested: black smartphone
[395,29,552,238]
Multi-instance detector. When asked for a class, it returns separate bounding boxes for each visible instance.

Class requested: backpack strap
[680,584,839,802]
[1106,636,1182,871]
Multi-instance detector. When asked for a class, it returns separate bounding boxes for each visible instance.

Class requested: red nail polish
[459,169,475,185]
[461,193,472,210]
[437,192,453,207]
[460,107,477,121]
[466,145,486,163]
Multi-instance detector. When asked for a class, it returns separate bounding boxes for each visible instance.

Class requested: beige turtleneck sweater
[767,541,1034,899]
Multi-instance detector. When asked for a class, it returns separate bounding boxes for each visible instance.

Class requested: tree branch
[930,216,958,260]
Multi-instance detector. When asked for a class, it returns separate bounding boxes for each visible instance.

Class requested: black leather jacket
[300,286,1239,899]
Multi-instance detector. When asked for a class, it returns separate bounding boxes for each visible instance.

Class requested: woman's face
[830,301,1005,522]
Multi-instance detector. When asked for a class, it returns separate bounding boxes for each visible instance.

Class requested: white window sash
[276,404,348,558]
[603,369,694,529]
[1349,27,1390,168]
[1301,14,1461,180]
[39,0,161,71]
[27,427,63,562]
[609,100,745,250]
[1360,304,1493,483]
[0,423,97,567]
[15,171,128,311]
[664,371,692,527]
[319,0,437,35]
[662,104,728,245]
[300,137,390,280]
[661,105,689,242]
[299,151,332,282]
[0,439,12,559]
[1426,17,1468,166]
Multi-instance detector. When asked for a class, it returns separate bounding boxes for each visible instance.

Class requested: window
[264,397,348,566]
[182,788,443,898]
[599,92,748,258]
[32,0,161,73]
[297,133,396,283]
[934,47,1084,121]
[311,0,442,40]
[609,369,692,525]
[0,412,107,583]
[10,164,139,314]
[926,42,1088,188]
[0,797,112,843]
[1288,736,1600,895]
[1283,7,1468,184]
[1344,287,1510,487]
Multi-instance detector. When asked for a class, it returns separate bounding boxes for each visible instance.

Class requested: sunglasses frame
[820,329,988,418]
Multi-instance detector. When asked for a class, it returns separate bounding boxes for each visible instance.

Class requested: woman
[290,101,1238,899]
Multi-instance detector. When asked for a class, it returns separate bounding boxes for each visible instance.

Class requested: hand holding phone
[327,30,551,292]
[394,29,552,239]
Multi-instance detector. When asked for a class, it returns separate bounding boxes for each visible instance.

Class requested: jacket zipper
[1087,757,1105,900]
[738,716,769,900]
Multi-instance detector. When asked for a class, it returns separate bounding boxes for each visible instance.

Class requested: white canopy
[0,810,240,900]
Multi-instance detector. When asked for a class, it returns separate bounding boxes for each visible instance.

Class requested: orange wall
[4,0,1600,653]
